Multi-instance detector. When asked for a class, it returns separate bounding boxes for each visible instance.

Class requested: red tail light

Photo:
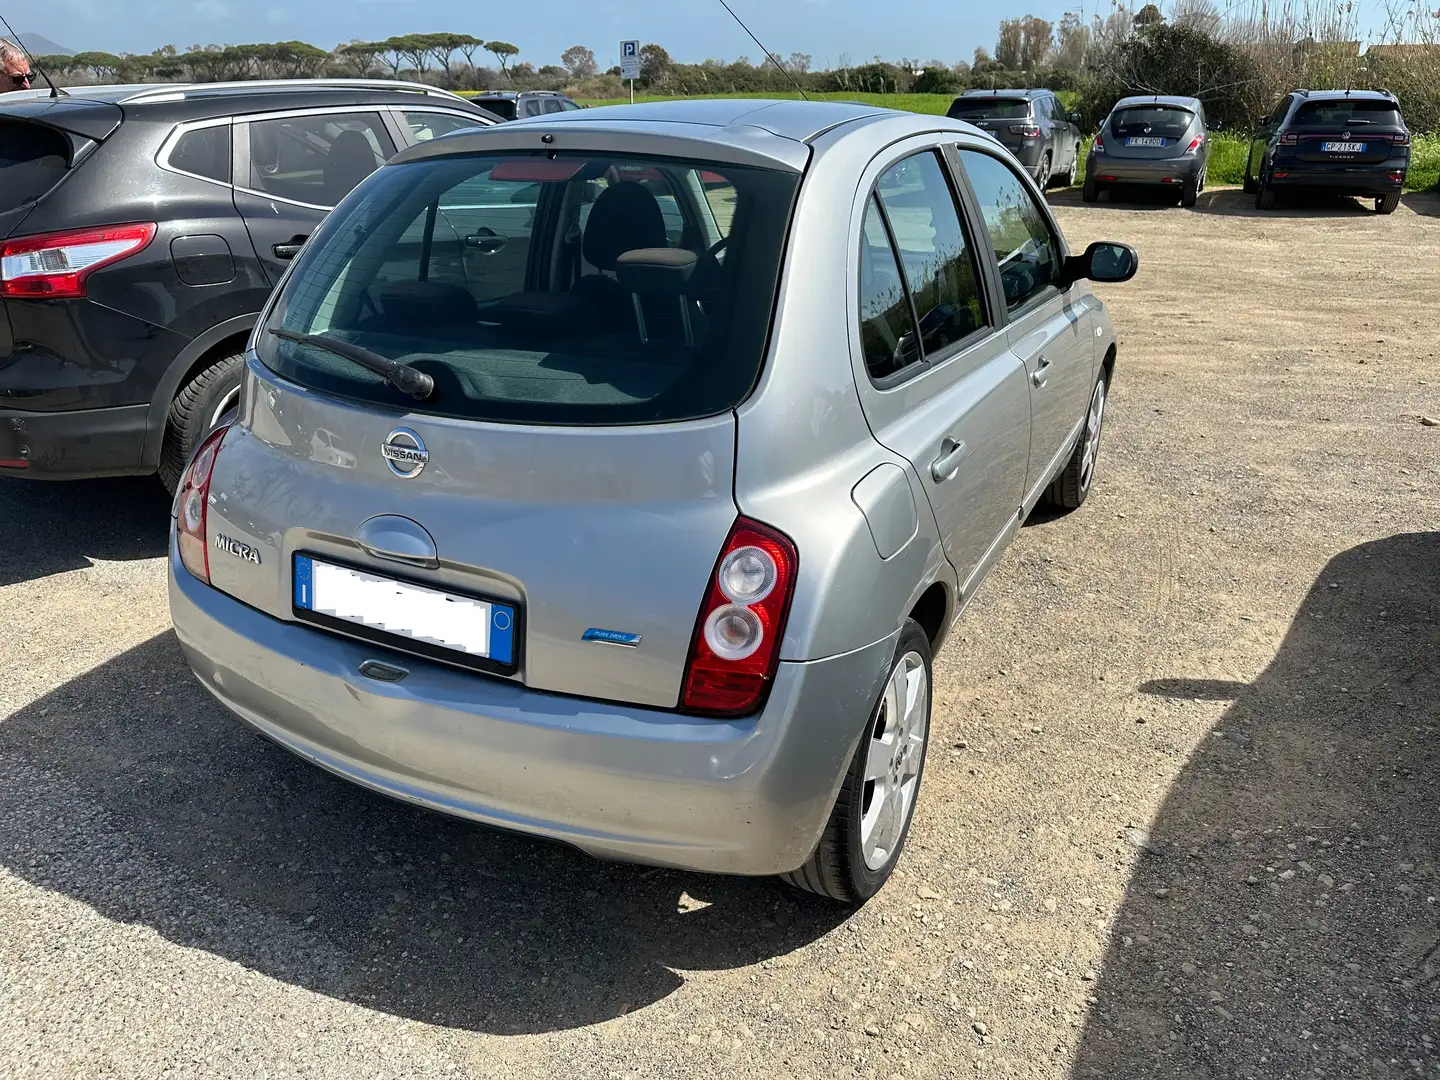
[1009,123,1041,138]
[1092,133,1104,154]
[176,425,230,584]
[1,222,156,300]
[1392,132,1411,146]
[1184,135,1204,155]
[1278,133,1299,146]
[680,517,798,717]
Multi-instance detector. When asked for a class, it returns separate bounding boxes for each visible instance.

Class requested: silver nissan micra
[169,100,1136,903]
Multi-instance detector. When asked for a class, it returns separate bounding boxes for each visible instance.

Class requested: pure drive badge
[214,534,261,564]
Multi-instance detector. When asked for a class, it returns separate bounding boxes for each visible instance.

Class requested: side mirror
[1068,111,1082,124]
[1064,241,1139,285]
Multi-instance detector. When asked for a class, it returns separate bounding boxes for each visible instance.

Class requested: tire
[781,620,933,904]
[1181,175,1199,208]
[1045,371,1109,511]
[1376,192,1400,214]
[159,353,244,492]
[1256,176,1276,211]
[1082,175,1099,203]
[1242,161,1258,195]
[1034,152,1052,190]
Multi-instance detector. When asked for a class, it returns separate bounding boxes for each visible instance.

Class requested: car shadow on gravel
[1049,185,1381,218]
[0,632,849,1034]
[0,476,171,586]
[1070,532,1440,1079]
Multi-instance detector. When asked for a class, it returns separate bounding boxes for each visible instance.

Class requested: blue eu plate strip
[294,554,314,610]
[489,605,516,664]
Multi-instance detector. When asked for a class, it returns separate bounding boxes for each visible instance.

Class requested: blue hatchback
[1244,89,1410,213]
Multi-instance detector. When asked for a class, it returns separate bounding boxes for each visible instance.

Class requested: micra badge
[582,628,641,648]
[214,533,261,564]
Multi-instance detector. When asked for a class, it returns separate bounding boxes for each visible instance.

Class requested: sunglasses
[10,71,33,86]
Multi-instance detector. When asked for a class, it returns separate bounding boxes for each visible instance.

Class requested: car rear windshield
[1110,106,1195,138]
[0,120,71,215]
[948,98,1030,121]
[479,99,517,121]
[256,151,799,425]
[1293,100,1402,127]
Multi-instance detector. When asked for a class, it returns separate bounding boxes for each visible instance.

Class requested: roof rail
[117,79,467,105]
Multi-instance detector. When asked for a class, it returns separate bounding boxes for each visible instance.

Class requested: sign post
[620,40,640,104]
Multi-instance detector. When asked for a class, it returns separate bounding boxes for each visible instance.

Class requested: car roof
[393,98,982,174]
[1113,95,1203,110]
[958,88,1050,98]
[1293,88,1397,103]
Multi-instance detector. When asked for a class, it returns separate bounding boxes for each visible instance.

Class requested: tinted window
[481,99,517,121]
[169,125,231,183]
[859,196,921,380]
[1111,106,1194,138]
[0,119,69,214]
[959,150,1062,311]
[948,97,1030,121]
[873,152,986,358]
[523,98,543,118]
[1293,100,1402,127]
[247,112,395,208]
[402,111,484,142]
[257,153,799,425]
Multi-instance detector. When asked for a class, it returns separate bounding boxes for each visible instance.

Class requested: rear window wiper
[270,329,435,400]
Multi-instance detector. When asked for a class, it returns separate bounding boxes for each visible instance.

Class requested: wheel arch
[140,314,259,470]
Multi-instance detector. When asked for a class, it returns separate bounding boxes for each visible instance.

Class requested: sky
[18,0,1085,66]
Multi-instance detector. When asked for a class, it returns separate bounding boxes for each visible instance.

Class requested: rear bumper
[1268,167,1404,194]
[1088,155,1203,184]
[169,543,897,876]
[0,403,150,478]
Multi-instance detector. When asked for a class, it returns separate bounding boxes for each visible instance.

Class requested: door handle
[930,437,967,483]
[1031,355,1052,389]
[273,235,308,260]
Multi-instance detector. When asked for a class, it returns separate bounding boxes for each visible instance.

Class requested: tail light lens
[1,222,156,299]
[1009,123,1041,138]
[176,425,230,584]
[1278,133,1299,146]
[1392,132,1411,146]
[1184,135,1204,155]
[1092,133,1104,154]
[680,518,798,717]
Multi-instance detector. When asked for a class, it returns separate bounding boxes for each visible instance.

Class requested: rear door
[847,144,1030,594]
[1250,94,1292,179]
[233,108,396,285]
[1289,98,1403,165]
[956,147,1093,502]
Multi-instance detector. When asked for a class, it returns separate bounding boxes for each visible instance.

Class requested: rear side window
[958,150,1062,311]
[246,111,395,208]
[0,120,70,215]
[168,125,231,184]
[523,98,543,118]
[402,111,484,142]
[1110,107,1195,138]
[948,98,1030,121]
[1293,100,1402,127]
[257,152,799,425]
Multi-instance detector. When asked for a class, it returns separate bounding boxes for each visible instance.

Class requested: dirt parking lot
[1,188,1437,1080]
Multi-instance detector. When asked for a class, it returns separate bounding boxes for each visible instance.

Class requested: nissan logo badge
[381,427,429,478]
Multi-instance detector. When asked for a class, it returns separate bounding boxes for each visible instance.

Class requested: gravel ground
[1,187,1437,1080]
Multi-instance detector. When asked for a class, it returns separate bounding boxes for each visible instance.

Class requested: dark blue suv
[1244,89,1410,213]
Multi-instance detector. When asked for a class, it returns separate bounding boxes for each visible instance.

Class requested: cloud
[195,0,232,20]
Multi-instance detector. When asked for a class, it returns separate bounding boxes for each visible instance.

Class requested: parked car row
[952,86,1412,213]
[3,86,1140,902]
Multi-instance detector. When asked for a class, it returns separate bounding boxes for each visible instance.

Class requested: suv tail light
[1278,132,1299,146]
[1392,132,1411,146]
[1009,123,1041,138]
[176,425,230,584]
[1,222,156,299]
[1183,135,1204,155]
[1092,133,1104,154]
[680,518,798,717]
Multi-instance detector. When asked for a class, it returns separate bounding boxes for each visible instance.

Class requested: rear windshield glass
[479,99,517,121]
[0,120,70,214]
[1110,106,1195,138]
[256,152,799,425]
[1293,100,1402,127]
[948,98,1030,121]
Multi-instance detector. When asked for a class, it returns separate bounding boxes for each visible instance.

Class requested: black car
[470,90,582,121]
[946,88,1083,188]
[1244,89,1410,213]
[0,80,498,486]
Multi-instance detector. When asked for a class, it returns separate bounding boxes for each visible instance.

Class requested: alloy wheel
[859,651,929,871]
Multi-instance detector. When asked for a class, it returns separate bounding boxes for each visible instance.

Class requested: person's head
[1,40,33,93]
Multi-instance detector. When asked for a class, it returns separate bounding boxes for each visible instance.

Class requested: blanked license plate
[293,554,517,672]
[1322,141,1365,152]
[1125,137,1166,147]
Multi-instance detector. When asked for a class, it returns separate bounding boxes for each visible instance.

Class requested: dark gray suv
[0,80,497,487]
[947,89,1083,188]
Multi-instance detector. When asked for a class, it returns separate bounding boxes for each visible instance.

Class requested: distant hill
[15,34,74,56]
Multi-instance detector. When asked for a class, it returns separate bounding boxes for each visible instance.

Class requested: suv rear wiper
[270,329,435,400]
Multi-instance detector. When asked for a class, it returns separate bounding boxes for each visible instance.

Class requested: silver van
[169,100,1136,903]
